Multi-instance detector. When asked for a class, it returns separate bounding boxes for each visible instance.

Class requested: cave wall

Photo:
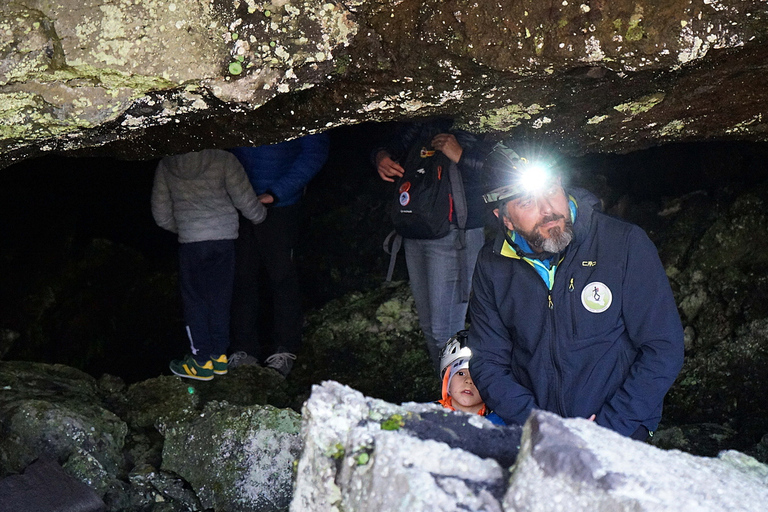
[1,0,767,168]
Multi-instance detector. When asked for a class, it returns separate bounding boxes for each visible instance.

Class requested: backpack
[390,138,456,239]
[383,133,469,300]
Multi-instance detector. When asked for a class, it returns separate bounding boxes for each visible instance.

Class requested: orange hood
[438,368,487,416]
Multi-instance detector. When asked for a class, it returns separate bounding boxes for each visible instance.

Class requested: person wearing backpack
[373,119,488,372]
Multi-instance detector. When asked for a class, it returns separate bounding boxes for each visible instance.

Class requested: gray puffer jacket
[151,149,267,243]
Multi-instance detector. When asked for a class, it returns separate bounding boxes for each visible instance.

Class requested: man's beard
[517,214,574,254]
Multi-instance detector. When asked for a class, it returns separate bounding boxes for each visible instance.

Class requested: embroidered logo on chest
[581,281,612,313]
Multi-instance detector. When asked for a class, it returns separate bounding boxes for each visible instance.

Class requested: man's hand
[375,150,404,182]
[431,133,463,163]
[258,193,274,205]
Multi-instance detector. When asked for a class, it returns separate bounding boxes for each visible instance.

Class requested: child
[151,148,267,380]
[438,331,505,425]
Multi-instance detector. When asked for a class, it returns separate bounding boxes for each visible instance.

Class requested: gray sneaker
[264,352,296,377]
[228,351,259,369]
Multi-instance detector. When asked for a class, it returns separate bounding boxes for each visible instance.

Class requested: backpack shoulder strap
[448,161,467,233]
[448,162,470,302]
[383,229,403,282]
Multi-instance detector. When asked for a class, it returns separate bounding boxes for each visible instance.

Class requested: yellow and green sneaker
[169,354,214,381]
[210,354,228,375]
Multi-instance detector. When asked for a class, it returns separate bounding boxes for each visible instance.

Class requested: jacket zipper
[549,286,567,417]
[569,276,577,336]
[522,256,568,417]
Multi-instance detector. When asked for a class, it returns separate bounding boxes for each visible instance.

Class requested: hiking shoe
[228,351,259,369]
[264,352,296,377]
[211,354,228,375]
[170,355,214,381]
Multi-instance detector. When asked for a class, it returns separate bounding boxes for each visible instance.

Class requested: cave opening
[2,124,768,396]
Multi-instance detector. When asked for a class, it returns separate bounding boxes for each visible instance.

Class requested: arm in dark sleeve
[268,133,330,204]
[456,135,494,175]
[595,227,685,435]
[468,251,538,426]
[370,122,422,166]
[455,133,494,192]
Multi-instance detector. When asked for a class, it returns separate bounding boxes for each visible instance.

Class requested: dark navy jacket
[467,187,684,436]
[230,133,329,207]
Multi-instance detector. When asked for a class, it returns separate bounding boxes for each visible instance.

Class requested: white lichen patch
[726,114,763,134]
[63,0,226,82]
[479,103,551,131]
[659,119,686,136]
[581,36,605,63]
[206,66,282,104]
[532,116,551,129]
[677,18,745,66]
[613,92,665,117]
[356,87,464,115]
[587,114,610,125]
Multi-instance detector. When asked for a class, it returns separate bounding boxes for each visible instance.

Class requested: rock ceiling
[1,0,767,169]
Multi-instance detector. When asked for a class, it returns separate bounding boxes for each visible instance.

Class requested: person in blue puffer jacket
[229,133,329,377]
[467,143,684,440]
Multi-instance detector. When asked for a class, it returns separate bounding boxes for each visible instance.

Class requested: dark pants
[230,203,303,358]
[178,239,235,364]
[631,425,650,442]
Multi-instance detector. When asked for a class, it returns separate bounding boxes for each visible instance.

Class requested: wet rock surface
[294,383,768,512]
[0,361,302,511]
[2,0,768,166]
[161,401,302,512]
[293,381,513,512]
[506,410,768,512]
[638,183,768,457]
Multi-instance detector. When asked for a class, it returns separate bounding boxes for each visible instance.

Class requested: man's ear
[501,216,516,232]
[496,206,516,232]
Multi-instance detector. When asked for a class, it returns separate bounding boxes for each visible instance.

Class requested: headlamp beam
[482,159,553,205]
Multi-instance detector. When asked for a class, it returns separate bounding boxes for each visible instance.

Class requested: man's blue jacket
[468,187,684,437]
[230,133,329,207]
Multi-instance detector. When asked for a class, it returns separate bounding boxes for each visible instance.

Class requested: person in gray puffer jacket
[152,148,267,381]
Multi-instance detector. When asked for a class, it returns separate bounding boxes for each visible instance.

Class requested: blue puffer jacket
[230,133,330,207]
[468,187,684,437]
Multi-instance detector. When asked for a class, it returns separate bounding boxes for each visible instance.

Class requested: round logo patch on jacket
[581,282,612,313]
[399,191,411,206]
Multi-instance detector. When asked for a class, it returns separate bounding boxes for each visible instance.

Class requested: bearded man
[467,143,684,440]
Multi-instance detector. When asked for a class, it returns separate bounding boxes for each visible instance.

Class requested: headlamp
[482,157,553,204]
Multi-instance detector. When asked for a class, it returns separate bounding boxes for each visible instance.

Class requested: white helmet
[439,330,472,378]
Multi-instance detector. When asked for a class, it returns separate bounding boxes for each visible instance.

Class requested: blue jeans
[403,226,485,371]
[178,239,235,364]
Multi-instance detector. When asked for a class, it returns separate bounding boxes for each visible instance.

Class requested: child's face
[449,368,484,412]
